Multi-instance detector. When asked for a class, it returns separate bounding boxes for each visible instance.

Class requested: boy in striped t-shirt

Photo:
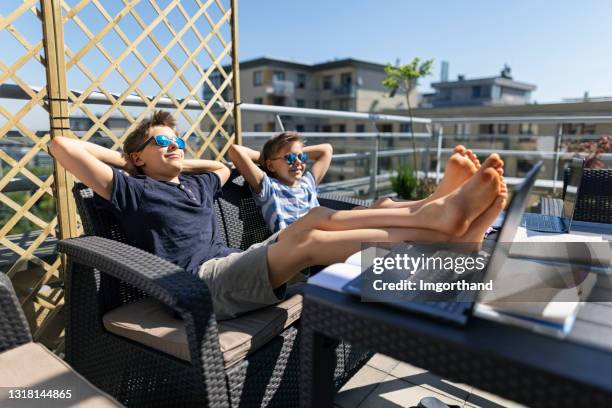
[229,132,331,232]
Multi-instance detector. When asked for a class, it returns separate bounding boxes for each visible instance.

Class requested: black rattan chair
[0,273,123,406]
[57,170,372,407]
[564,167,612,224]
[0,273,31,354]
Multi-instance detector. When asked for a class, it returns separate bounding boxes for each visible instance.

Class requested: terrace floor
[335,353,526,408]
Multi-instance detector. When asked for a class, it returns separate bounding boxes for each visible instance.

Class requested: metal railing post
[369,124,380,199]
[552,124,563,194]
[275,114,285,132]
[422,123,433,177]
[435,125,444,183]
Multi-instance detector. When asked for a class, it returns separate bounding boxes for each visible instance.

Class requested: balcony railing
[333,84,357,97]
[265,79,295,97]
[3,83,612,199]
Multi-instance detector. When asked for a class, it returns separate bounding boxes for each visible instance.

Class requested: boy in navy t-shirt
[51,110,507,319]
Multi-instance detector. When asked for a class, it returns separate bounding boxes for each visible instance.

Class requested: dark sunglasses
[272,152,308,165]
[136,134,185,152]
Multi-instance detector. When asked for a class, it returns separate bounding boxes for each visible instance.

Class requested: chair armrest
[318,193,372,210]
[57,236,227,376]
[0,273,32,352]
[57,236,210,311]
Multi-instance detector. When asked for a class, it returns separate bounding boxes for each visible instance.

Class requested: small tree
[382,57,433,185]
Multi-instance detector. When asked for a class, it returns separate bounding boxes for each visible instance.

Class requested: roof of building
[233,57,389,72]
[431,76,536,91]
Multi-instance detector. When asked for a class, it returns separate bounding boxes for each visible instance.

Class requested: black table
[300,221,612,408]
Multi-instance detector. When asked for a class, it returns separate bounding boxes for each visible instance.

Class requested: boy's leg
[288,154,503,238]
[267,226,449,287]
[266,192,506,288]
[365,145,483,212]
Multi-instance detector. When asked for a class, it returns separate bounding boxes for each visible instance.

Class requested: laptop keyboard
[522,213,564,232]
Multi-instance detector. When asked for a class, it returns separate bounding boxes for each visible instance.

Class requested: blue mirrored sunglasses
[136,134,185,151]
[273,152,308,165]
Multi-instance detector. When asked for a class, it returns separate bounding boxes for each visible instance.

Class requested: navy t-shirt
[97,168,239,275]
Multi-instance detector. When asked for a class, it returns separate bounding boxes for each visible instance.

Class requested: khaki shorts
[198,231,285,320]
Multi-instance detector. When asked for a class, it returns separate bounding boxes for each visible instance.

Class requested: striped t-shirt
[252,171,320,232]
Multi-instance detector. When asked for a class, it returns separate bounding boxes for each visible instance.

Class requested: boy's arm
[227,144,265,194]
[182,159,230,186]
[49,136,131,200]
[304,143,333,184]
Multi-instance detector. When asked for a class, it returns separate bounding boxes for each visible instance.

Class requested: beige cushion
[102,295,302,368]
[0,342,123,407]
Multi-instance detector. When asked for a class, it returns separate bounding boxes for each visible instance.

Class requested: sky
[237,0,612,103]
[2,0,612,132]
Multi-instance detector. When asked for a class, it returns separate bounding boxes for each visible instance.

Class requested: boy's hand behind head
[122,152,139,176]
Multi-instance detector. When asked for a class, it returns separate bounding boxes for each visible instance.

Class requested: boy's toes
[453,145,467,155]
[481,153,504,170]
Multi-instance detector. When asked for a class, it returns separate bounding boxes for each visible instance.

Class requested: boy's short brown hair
[260,131,304,173]
[123,110,178,154]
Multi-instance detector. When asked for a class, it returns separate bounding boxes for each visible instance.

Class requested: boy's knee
[372,197,393,208]
[305,206,334,221]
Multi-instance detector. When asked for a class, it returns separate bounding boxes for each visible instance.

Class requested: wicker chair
[57,170,372,407]
[0,273,123,406]
[564,167,612,224]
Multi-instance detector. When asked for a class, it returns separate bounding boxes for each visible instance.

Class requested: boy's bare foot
[430,145,480,199]
[451,196,506,251]
[416,154,503,237]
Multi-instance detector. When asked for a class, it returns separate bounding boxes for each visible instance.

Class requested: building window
[271,97,285,106]
[296,99,305,108]
[562,123,587,135]
[381,124,393,133]
[296,124,305,132]
[253,71,262,86]
[400,123,412,133]
[472,86,482,98]
[337,124,346,132]
[340,73,352,86]
[297,73,306,88]
[356,123,365,133]
[338,100,349,111]
[322,125,332,132]
[516,159,532,177]
[314,100,320,109]
[482,85,492,98]
[273,71,285,81]
[583,124,596,135]
[321,100,331,110]
[438,89,451,101]
[253,97,263,104]
[323,75,333,90]
[210,71,221,88]
[254,124,263,132]
[479,124,495,134]
[519,123,533,135]
[454,123,471,141]
[498,124,509,134]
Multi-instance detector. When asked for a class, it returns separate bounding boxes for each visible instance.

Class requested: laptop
[343,161,544,325]
[521,157,585,233]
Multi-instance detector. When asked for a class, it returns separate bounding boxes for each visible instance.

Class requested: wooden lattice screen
[0,0,241,352]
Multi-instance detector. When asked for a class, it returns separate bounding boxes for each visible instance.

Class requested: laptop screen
[562,157,585,223]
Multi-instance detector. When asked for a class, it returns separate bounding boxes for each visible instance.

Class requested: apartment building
[422,66,536,108]
[382,99,612,181]
[204,57,415,133]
